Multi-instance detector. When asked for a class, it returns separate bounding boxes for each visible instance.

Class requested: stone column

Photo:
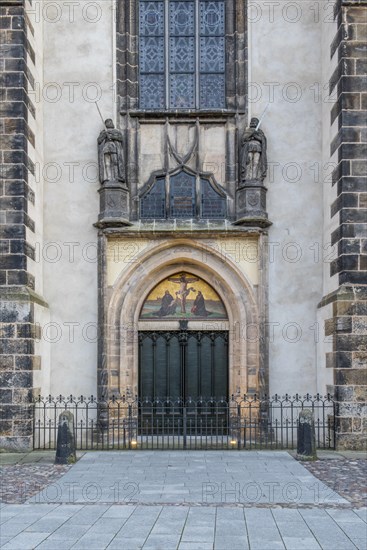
[0,0,46,451]
[324,0,367,450]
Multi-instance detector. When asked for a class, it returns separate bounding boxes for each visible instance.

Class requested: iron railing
[33,394,335,450]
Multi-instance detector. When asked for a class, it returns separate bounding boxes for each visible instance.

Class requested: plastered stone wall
[317,0,339,398]
[25,0,51,400]
[106,236,260,288]
[41,0,115,397]
[321,0,339,298]
[248,0,324,396]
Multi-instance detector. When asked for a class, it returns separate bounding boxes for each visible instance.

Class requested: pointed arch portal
[101,238,265,402]
[138,271,228,400]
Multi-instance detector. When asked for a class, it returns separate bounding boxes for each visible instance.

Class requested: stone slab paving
[0,451,366,549]
[26,451,347,506]
[1,502,366,549]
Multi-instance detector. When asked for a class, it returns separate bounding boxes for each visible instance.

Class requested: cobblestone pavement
[0,452,73,505]
[0,451,366,549]
[302,458,367,509]
[0,464,70,504]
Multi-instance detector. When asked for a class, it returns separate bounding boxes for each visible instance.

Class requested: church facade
[0,0,366,450]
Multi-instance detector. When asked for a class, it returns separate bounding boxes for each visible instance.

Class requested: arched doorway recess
[102,239,262,400]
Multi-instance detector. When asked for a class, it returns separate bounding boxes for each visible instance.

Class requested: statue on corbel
[98,118,126,185]
[96,119,131,228]
[240,117,267,184]
[235,117,271,228]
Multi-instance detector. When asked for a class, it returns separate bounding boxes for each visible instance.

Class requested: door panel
[154,336,166,398]
[168,335,181,398]
[139,331,228,436]
[199,335,213,398]
[139,336,154,398]
[186,335,200,398]
[139,331,228,400]
[213,335,227,399]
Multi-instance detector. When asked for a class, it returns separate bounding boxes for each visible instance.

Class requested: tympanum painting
[140,272,227,320]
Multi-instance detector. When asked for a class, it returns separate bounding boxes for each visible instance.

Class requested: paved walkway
[1,451,366,549]
[27,451,346,506]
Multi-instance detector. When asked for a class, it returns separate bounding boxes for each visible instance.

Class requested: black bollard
[55,411,76,464]
[297,409,317,460]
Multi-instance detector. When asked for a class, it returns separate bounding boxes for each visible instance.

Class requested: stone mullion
[234,0,247,113]
[258,232,269,398]
[97,231,109,400]
[117,0,138,111]
[116,0,139,222]
[116,0,127,109]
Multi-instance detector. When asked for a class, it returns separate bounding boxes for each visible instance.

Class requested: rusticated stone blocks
[324,287,367,450]
[323,0,367,451]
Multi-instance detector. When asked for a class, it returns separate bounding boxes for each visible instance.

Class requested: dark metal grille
[33,394,335,451]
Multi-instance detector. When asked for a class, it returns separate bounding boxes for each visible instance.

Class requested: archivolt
[105,239,260,396]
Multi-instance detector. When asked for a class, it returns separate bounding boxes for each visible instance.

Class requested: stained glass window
[140,171,226,219]
[170,172,196,218]
[139,1,226,110]
[201,178,226,218]
[140,177,166,218]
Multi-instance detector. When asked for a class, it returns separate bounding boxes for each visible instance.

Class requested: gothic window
[201,178,226,218]
[140,170,227,219]
[140,177,166,218]
[139,1,226,110]
[170,172,196,218]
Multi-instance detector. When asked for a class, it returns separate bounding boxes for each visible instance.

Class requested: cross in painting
[168,273,199,313]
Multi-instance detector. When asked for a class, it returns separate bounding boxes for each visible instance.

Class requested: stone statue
[98,119,125,185]
[240,117,267,183]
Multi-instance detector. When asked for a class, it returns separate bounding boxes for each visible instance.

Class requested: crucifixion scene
[140,272,228,320]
